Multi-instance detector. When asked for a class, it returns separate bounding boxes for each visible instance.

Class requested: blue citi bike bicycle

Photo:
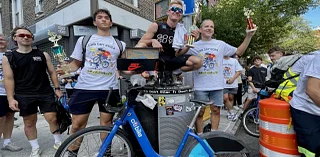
[55,84,250,157]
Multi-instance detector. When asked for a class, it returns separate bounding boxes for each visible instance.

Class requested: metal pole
[182,15,194,87]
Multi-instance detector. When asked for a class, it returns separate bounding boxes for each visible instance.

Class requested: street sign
[183,0,195,15]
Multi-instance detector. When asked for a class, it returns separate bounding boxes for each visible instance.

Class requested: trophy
[48,30,72,78]
[186,1,201,48]
[243,7,257,33]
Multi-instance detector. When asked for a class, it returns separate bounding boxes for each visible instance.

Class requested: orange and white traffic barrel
[259,98,300,157]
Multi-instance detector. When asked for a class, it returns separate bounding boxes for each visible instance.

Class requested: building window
[124,0,138,8]
[35,0,44,15]
[12,0,23,26]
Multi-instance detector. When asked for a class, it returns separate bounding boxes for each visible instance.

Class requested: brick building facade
[0,0,154,55]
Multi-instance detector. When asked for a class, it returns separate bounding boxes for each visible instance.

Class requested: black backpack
[53,99,72,134]
[81,35,124,67]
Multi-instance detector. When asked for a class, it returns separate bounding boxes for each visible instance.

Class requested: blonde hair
[200,19,214,28]
[170,0,183,7]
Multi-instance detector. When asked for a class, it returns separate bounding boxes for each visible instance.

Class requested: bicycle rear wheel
[242,106,260,137]
[55,126,134,157]
[182,131,250,157]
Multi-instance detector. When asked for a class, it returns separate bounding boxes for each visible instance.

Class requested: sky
[303,6,320,29]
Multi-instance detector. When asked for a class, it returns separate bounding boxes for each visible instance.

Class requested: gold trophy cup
[244,7,257,33]
[186,1,201,48]
[48,30,72,78]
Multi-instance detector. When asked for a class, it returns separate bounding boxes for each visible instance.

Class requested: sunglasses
[15,34,33,39]
[170,6,183,14]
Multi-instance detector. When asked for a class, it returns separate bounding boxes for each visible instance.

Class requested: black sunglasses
[170,6,183,14]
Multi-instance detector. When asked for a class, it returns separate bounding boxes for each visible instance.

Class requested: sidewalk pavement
[0,105,243,157]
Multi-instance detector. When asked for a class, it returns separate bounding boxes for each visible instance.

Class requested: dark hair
[252,56,262,62]
[11,26,34,45]
[93,9,112,22]
[267,46,285,55]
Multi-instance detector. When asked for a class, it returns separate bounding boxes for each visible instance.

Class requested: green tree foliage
[201,0,319,56]
[278,16,320,54]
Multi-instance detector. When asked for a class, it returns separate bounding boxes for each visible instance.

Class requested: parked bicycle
[55,83,250,157]
[241,89,269,137]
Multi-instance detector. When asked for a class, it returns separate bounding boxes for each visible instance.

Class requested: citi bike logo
[130,119,142,137]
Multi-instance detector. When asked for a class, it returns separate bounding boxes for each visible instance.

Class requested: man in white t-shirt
[289,56,320,157]
[0,35,22,157]
[57,9,126,155]
[179,19,256,134]
[223,56,243,121]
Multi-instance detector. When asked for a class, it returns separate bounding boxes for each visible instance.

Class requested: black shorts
[68,89,120,115]
[161,55,192,71]
[290,106,320,156]
[15,94,57,117]
[0,96,13,117]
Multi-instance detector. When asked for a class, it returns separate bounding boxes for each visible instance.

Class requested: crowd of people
[0,0,319,157]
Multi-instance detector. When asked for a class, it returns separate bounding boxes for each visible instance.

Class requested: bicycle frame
[97,101,215,157]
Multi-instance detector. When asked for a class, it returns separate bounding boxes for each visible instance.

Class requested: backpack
[265,54,302,88]
[53,99,72,134]
[81,35,124,67]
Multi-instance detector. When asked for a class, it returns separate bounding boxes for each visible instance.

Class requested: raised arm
[235,30,256,56]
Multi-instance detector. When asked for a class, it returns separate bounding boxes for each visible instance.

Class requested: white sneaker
[227,113,238,121]
[30,148,42,157]
[239,104,244,108]
[53,142,62,150]
[233,106,240,110]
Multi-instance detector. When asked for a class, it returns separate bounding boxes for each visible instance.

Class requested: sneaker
[227,113,238,121]
[30,148,42,157]
[146,75,156,86]
[53,142,62,150]
[171,73,182,85]
[239,104,244,108]
[1,142,22,152]
[233,105,240,110]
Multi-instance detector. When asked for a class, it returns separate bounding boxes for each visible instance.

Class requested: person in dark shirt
[137,0,202,85]
[2,27,62,157]
[242,56,267,111]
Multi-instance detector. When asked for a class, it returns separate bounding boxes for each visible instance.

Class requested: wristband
[55,87,60,90]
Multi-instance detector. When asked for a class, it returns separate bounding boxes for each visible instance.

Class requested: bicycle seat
[190,99,213,106]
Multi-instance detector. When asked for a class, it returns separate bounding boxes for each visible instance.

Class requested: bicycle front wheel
[55,126,134,157]
[242,106,260,137]
[182,131,250,157]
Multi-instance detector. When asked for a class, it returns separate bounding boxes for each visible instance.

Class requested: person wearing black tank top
[2,27,63,157]
[137,0,202,85]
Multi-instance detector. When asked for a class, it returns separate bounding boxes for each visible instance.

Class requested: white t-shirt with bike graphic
[223,58,243,89]
[187,39,237,91]
[71,34,125,90]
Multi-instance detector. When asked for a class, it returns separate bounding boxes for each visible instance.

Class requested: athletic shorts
[68,89,120,115]
[15,94,57,117]
[0,96,13,117]
[223,88,238,95]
